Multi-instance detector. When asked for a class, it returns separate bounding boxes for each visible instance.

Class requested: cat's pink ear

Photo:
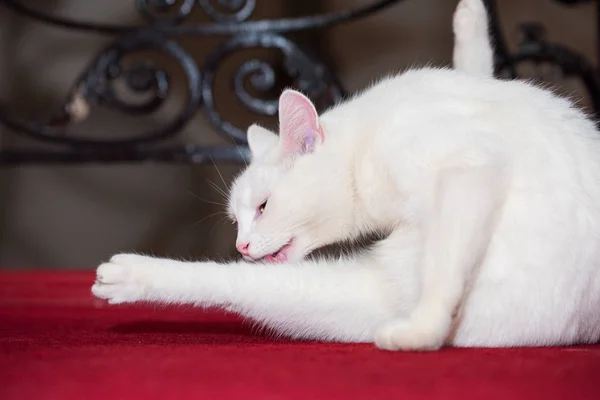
[278,89,324,156]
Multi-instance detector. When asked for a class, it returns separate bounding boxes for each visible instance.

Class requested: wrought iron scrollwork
[136,0,195,25]
[197,0,256,23]
[201,33,345,143]
[485,0,600,114]
[1,0,600,165]
[3,31,202,147]
[0,0,394,165]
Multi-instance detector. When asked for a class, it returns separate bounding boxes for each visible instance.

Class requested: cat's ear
[247,124,279,159]
[278,89,324,156]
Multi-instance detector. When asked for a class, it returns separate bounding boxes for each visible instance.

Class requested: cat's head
[227,90,353,263]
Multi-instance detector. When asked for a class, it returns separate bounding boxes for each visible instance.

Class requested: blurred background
[0,0,596,269]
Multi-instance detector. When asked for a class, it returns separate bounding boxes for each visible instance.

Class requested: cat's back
[327,67,591,137]
[340,66,600,239]
[326,67,600,183]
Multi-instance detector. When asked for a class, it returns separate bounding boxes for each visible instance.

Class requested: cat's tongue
[263,239,294,264]
[265,251,287,263]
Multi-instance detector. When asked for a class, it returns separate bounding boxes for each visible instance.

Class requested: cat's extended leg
[452,0,494,77]
[376,163,506,350]
[92,254,395,342]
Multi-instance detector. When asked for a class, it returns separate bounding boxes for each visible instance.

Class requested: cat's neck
[317,120,390,243]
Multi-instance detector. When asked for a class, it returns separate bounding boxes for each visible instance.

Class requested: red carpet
[1,271,599,400]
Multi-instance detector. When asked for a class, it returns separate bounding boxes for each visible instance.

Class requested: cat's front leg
[376,163,507,351]
[92,253,395,342]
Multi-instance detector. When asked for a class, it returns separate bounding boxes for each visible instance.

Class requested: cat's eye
[258,201,267,215]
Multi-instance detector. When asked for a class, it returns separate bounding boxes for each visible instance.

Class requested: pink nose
[236,242,250,256]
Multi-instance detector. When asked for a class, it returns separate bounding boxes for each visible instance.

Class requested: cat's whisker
[210,157,230,194]
[188,190,226,207]
[231,137,249,168]
[192,211,227,228]
[209,215,231,236]
[206,179,228,201]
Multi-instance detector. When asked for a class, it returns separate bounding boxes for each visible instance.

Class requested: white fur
[452,0,494,77]
[92,0,600,350]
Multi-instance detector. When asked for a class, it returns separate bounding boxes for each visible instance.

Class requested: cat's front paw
[92,254,155,304]
[374,315,449,351]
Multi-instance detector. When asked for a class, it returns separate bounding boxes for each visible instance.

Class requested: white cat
[92,0,600,351]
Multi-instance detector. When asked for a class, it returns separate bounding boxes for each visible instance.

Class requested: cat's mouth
[262,238,295,264]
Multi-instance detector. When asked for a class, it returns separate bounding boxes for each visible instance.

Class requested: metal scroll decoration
[0,0,599,165]
[486,0,600,113]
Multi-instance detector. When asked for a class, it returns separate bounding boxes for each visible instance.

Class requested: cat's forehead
[230,162,283,208]
[243,163,278,190]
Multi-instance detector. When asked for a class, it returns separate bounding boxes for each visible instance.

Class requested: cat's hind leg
[452,0,494,77]
[375,163,507,351]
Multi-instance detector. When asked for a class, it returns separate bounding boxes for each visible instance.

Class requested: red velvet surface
[1,271,599,400]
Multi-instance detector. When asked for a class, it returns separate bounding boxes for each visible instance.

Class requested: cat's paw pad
[453,0,487,40]
[374,319,445,351]
[92,254,152,304]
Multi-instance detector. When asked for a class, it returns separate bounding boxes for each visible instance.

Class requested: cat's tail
[452,0,494,78]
